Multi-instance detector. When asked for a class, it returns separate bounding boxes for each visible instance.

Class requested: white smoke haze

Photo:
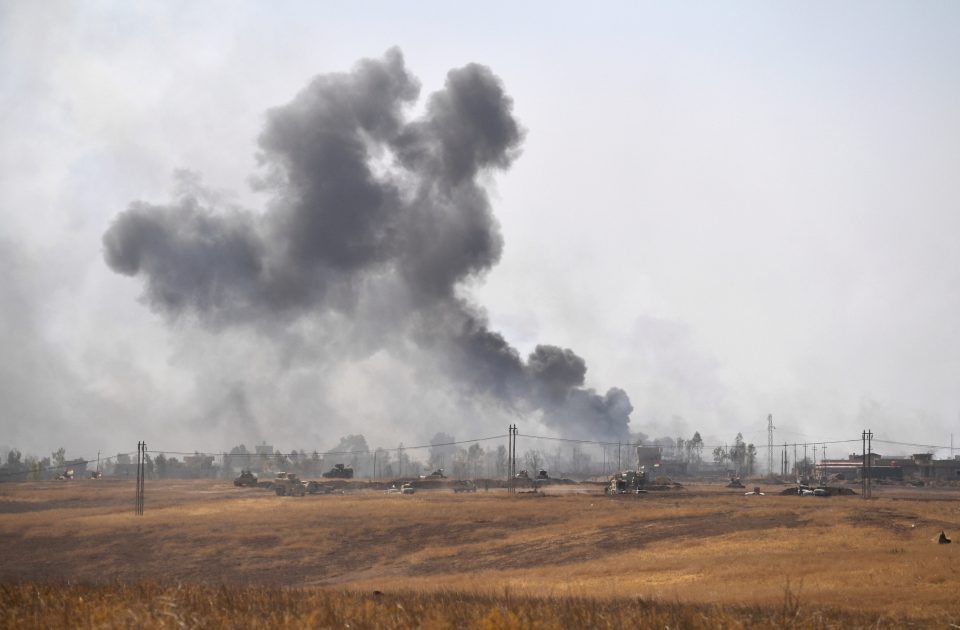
[2,3,959,461]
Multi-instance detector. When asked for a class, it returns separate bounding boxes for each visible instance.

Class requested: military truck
[273,472,306,496]
[322,463,354,479]
[233,470,258,487]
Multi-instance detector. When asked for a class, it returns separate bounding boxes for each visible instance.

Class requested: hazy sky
[2,1,959,462]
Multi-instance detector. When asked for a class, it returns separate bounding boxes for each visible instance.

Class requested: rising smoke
[102,48,633,440]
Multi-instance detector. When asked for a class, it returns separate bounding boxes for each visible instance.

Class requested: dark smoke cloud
[103,48,632,440]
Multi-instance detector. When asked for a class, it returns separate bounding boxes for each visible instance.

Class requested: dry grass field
[1,479,959,627]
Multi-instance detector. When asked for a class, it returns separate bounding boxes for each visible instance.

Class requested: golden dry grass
[0,581,941,629]
[1,479,959,626]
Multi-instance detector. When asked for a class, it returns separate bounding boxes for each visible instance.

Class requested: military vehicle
[536,469,549,480]
[322,463,354,479]
[606,469,647,494]
[273,472,306,496]
[233,470,258,487]
[452,480,477,493]
[424,469,446,479]
[726,475,745,488]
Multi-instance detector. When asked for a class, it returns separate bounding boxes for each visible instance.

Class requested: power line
[146,434,509,459]
[516,433,860,451]
[872,438,958,451]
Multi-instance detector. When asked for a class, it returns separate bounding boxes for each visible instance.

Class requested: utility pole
[867,430,873,499]
[793,443,798,480]
[617,442,621,472]
[398,443,403,479]
[135,441,145,516]
[511,425,515,489]
[507,425,512,489]
[767,414,775,478]
[860,431,867,499]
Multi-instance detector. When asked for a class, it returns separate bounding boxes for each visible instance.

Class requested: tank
[233,470,258,487]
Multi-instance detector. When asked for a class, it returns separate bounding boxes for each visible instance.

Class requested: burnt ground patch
[410,510,804,575]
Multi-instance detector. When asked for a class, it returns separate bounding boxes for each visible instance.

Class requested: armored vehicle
[322,463,354,479]
[273,472,306,496]
[233,470,258,487]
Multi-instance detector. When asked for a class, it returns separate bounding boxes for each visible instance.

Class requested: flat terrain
[1,479,959,621]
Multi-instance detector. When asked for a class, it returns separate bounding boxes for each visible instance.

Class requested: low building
[815,452,960,483]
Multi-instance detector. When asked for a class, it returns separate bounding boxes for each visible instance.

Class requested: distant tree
[690,432,704,463]
[466,443,484,479]
[451,448,468,480]
[154,453,168,479]
[27,456,48,481]
[713,446,728,465]
[373,447,392,480]
[523,449,543,474]
[51,447,66,470]
[729,433,746,474]
[746,444,757,475]
[328,435,369,470]
[428,433,456,471]
[495,445,507,478]
[5,448,23,470]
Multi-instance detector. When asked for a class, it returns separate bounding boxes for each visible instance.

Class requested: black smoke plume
[103,48,632,440]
